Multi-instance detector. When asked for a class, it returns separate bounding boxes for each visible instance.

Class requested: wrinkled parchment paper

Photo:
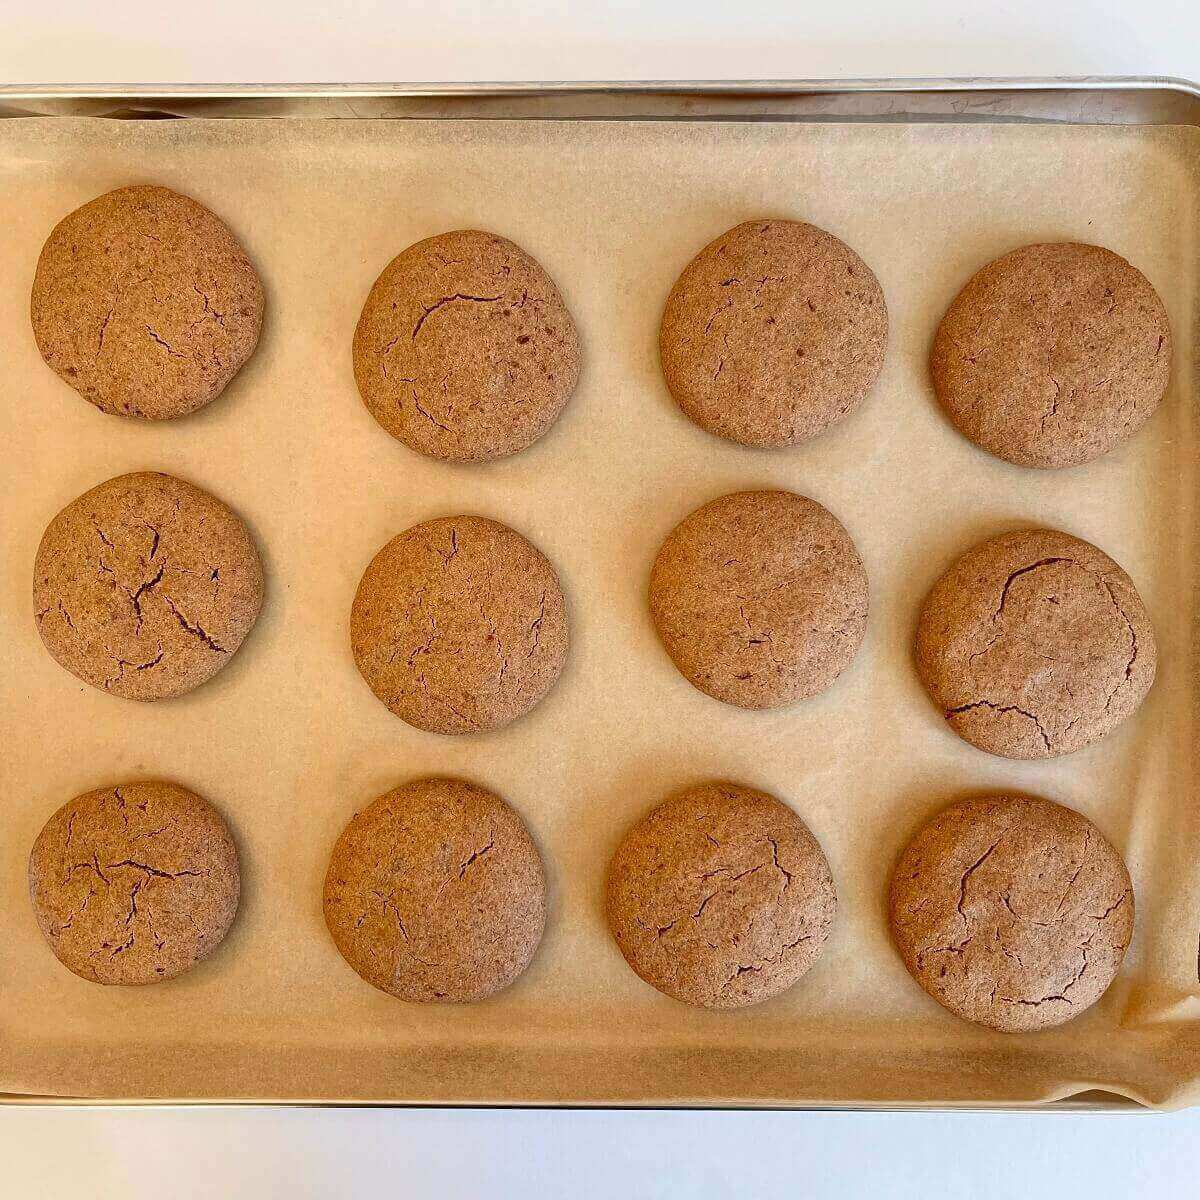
[1,116,1198,1107]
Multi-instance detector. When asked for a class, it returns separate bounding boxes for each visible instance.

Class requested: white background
[1,1,1198,1196]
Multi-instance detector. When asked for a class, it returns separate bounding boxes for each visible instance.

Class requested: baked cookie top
[659,219,887,447]
[889,794,1133,1032]
[916,528,1155,759]
[323,777,547,1003]
[353,229,580,462]
[649,489,868,709]
[350,515,568,734]
[28,780,241,986]
[932,242,1170,469]
[606,782,836,1008]
[31,185,264,420]
[34,471,265,701]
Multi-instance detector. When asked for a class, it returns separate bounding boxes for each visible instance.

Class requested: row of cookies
[33,471,1156,761]
[27,775,1132,1033]
[32,188,1170,471]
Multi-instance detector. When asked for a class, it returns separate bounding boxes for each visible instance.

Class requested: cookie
[931,242,1171,468]
[323,777,547,1003]
[34,471,265,701]
[350,515,568,734]
[649,490,868,709]
[28,781,240,985]
[606,782,836,1008]
[31,185,264,421]
[889,794,1134,1032]
[659,219,887,447]
[353,229,581,462]
[916,528,1155,759]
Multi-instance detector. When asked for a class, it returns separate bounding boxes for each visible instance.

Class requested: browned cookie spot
[932,242,1171,468]
[889,794,1133,1032]
[31,185,264,421]
[606,782,836,1008]
[28,781,240,985]
[916,528,1155,759]
[649,489,868,709]
[353,229,581,462]
[33,472,264,701]
[350,515,568,734]
[659,219,887,447]
[323,777,547,1003]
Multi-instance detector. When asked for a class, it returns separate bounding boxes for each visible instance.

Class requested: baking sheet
[1,115,1199,1108]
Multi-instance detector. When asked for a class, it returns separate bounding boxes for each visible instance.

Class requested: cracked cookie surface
[916,528,1155,759]
[932,242,1170,469]
[889,794,1133,1032]
[31,185,264,420]
[323,777,547,1003]
[606,782,836,1008]
[353,229,580,462]
[649,489,868,709]
[34,471,265,701]
[659,219,887,447]
[350,514,568,734]
[28,781,240,985]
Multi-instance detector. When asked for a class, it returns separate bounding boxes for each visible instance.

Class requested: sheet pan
[1,81,1198,1109]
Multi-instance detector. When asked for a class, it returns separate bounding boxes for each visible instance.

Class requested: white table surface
[2,2,1199,1195]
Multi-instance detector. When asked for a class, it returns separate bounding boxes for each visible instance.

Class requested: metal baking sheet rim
[0,75,1193,1113]
[0,75,1199,123]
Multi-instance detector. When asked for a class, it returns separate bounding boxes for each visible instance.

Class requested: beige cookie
[649,489,868,709]
[34,471,265,701]
[31,185,264,421]
[323,777,547,1003]
[28,781,240,985]
[916,528,1155,759]
[606,782,836,1008]
[659,219,887,447]
[350,515,568,734]
[889,794,1133,1032]
[353,229,581,462]
[932,242,1171,468]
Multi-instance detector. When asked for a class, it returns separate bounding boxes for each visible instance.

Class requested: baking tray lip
[0,73,1194,1114]
[5,76,1199,133]
[0,74,1197,98]
[0,1095,1160,1112]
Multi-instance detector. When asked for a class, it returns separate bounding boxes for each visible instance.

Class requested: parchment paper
[1,116,1198,1108]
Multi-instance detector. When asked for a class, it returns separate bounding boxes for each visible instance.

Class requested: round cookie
[606,782,836,1008]
[649,489,868,709]
[31,185,264,421]
[353,229,581,462]
[34,471,265,701]
[931,242,1171,469]
[916,528,1155,759]
[350,515,568,734]
[659,219,888,447]
[28,781,240,985]
[889,794,1134,1032]
[323,777,547,1003]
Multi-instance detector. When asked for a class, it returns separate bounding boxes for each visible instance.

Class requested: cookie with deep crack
[649,489,868,709]
[350,515,568,734]
[915,528,1155,759]
[606,782,836,1008]
[28,780,241,985]
[889,794,1134,1032]
[31,185,264,420]
[323,777,547,1003]
[353,229,581,462]
[33,471,265,701]
[659,219,887,447]
[931,242,1171,468]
